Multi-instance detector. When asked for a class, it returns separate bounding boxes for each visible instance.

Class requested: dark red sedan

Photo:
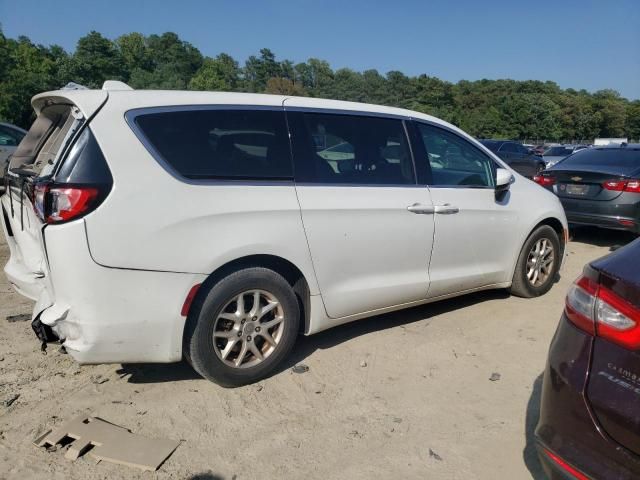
[537,238,640,479]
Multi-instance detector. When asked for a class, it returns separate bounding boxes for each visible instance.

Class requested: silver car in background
[543,144,589,168]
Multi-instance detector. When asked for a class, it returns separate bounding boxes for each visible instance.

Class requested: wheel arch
[508,215,567,284]
[194,254,311,334]
[534,217,567,257]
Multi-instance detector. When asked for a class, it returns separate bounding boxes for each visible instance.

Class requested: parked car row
[1,86,637,480]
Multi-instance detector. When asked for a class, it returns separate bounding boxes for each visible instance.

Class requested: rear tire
[510,225,560,298]
[184,267,300,387]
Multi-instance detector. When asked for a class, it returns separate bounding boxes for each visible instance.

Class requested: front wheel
[184,267,300,387]
[510,225,560,298]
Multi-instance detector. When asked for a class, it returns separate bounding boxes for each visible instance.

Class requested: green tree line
[1,29,638,142]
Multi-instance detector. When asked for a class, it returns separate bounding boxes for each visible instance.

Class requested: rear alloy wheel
[510,225,560,298]
[184,267,300,387]
[213,289,285,368]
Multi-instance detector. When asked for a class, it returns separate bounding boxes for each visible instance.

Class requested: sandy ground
[0,227,636,480]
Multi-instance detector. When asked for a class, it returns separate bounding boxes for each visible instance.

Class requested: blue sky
[1,0,639,99]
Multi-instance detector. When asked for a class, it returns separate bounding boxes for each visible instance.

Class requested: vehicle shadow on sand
[570,226,637,251]
[278,289,510,374]
[116,289,510,384]
[523,373,545,479]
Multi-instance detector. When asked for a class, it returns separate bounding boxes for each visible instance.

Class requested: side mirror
[495,168,514,200]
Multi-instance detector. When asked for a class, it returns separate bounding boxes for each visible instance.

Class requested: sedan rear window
[559,148,640,170]
[131,109,293,180]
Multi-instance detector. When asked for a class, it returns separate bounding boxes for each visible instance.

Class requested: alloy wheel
[526,238,555,287]
[212,290,285,368]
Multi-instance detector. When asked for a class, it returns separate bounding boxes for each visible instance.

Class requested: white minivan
[1,82,567,386]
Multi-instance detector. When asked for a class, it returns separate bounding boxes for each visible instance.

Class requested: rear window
[131,109,293,180]
[559,148,640,169]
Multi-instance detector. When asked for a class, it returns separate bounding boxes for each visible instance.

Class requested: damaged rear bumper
[6,217,206,364]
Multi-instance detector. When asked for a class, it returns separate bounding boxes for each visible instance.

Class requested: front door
[410,121,516,298]
[285,105,435,319]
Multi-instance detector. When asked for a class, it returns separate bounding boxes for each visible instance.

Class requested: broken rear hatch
[0,89,107,313]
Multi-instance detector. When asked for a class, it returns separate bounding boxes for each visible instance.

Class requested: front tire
[184,267,300,387]
[510,225,560,298]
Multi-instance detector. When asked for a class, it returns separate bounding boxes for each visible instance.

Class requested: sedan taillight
[533,175,556,187]
[566,274,640,349]
[33,183,102,224]
[602,179,640,193]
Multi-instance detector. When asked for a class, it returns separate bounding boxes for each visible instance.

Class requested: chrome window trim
[124,105,295,186]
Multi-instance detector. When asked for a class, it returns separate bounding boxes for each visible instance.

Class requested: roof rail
[102,80,134,91]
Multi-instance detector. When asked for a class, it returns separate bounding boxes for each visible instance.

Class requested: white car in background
[1,82,568,386]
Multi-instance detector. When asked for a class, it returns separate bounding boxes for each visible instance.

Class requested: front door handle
[407,203,435,214]
[434,204,459,215]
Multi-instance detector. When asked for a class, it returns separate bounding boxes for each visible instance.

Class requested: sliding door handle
[434,204,459,214]
[407,203,435,214]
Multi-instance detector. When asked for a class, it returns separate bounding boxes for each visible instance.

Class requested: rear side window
[289,112,415,185]
[132,109,293,180]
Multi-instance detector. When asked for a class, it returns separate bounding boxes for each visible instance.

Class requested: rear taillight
[33,183,102,224]
[533,175,556,186]
[542,449,588,480]
[602,179,640,193]
[565,274,640,349]
[565,276,598,335]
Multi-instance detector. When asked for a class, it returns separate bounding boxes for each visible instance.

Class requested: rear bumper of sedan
[536,316,640,479]
[560,195,640,233]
